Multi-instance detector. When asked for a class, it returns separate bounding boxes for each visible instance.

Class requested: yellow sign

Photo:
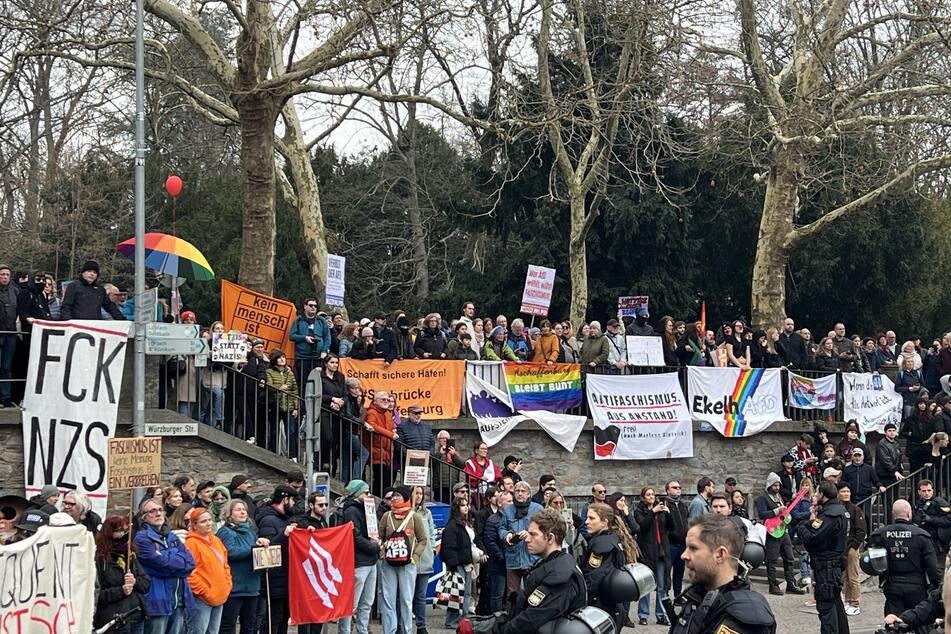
[108,437,163,490]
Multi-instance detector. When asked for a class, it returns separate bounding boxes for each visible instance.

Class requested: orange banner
[220,280,296,360]
[338,359,465,419]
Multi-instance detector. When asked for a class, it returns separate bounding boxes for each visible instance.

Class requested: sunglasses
[593,489,606,494]
[315,503,328,508]
[306,303,317,307]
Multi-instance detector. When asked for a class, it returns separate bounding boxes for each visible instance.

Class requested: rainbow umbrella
[116,232,215,281]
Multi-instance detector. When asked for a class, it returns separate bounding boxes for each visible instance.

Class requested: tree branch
[145,0,237,88]
[737,0,788,131]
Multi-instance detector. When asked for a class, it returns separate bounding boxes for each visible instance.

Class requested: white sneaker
[247,436,256,444]
[844,605,860,616]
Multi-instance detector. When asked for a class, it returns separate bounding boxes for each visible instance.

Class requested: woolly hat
[346,479,369,498]
[503,455,519,467]
[81,260,100,274]
[229,474,250,491]
[361,327,374,337]
[765,472,782,489]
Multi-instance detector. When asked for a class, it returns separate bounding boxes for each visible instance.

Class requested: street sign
[144,421,199,436]
[145,337,208,355]
[146,323,200,339]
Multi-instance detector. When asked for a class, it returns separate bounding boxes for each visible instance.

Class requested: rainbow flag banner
[686,367,784,437]
[502,362,583,411]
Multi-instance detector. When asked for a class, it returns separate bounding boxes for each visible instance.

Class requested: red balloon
[165,175,183,198]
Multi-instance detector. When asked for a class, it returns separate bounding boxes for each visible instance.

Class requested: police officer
[668,514,776,634]
[883,587,944,633]
[912,478,951,561]
[497,508,587,634]
[868,499,941,616]
[579,502,633,630]
[798,481,849,634]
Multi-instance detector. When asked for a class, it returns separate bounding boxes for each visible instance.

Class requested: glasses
[593,489,606,494]
[315,503,328,508]
[306,303,317,308]
[145,508,163,515]
[669,485,682,490]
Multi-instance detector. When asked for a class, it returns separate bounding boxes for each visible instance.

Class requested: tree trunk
[568,194,588,328]
[750,146,800,329]
[403,147,430,299]
[234,94,278,294]
[281,101,329,300]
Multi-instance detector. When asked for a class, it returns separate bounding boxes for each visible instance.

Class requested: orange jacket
[532,332,561,364]
[363,404,398,466]
[184,531,233,606]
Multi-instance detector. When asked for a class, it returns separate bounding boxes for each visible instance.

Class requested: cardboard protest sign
[22,319,132,518]
[221,279,296,359]
[108,437,162,490]
[212,331,249,362]
[519,265,555,316]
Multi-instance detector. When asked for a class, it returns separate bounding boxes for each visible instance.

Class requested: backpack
[383,511,415,566]
[329,499,348,528]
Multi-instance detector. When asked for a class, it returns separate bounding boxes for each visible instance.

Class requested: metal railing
[158,357,470,503]
[858,451,951,532]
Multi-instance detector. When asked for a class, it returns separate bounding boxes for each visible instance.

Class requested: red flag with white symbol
[289,524,355,624]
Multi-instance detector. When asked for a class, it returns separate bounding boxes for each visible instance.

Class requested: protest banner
[842,372,903,433]
[787,372,837,410]
[326,254,346,306]
[519,265,556,316]
[108,437,162,490]
[403,450,431,486]
[220,279,296,360]
[618,295,649,318]
[503,362,582,411]
[626,335,664,366]
[586,373,693,460]
[289,525,355,624]
[466,373,586,451]
[338,359,466,418]
[687,367,784,437]
[0,524,96,633]
[22,319,132,517]
[212,331,249,362]
[363,498,379,541]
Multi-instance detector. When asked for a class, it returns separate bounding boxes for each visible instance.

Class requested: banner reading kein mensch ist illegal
[586,373,693,460]
[22,319,132,517]
[687,367,783,437]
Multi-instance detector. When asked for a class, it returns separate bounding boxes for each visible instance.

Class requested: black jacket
[875,438,904,482]
[413,328,447,358]
[94,554,151,632]
[810,352,838,373]
[869,519,940,589]
[17,276,50,332]
[665,497,689,546]
[580,531,626,618]
[343,496,380,567]
[631,502,670,566]
[255,505,292,596]
[373,325,398,363]
[669,576,776,634]
[499,550,587,634]
[843,462,880,500]
[441,517,475,571]
[842,501,867,551]
[778,332,807,369]
[61,277,124,320]
[350,338,381,360]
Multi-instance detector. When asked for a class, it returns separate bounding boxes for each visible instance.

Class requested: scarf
[513,499,531,520]
[390,500,412,520]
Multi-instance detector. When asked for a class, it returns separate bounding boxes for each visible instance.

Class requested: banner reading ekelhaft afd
[842,372,902,433]
[22,319,132,517]
[687,367,783,437]
[787,372,837,410]
[503,362,582,410]
[586,373,693,460]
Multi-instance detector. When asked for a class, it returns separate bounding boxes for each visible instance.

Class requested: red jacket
[363,404,398,465]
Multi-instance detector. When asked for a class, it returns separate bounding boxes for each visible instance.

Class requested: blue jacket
[483,511,507,575]
[843,462,881,500]
[290,315,331,359]
[398,419,434,452]
[133,523,195,617]
[217,520,262,597]
[498,502,542,569]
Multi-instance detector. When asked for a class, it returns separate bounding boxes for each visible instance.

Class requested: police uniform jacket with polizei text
[498,549,587,634]
[868,519,942,590]
[579,532,625,615]
[798,500,848,561]
[668,576,776,634]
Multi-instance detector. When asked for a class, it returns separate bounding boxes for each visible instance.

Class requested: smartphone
[446,439,456,450]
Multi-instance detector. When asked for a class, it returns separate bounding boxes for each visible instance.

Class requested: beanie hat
[396,314,410,329]
[346,479,369,498]
[229,474,250,491]
[394,486,412,502]
[81,260,100,274]
[361,327,374,337]
[504,455,518,467]
[765,472,781,489]
[491,326,506,339]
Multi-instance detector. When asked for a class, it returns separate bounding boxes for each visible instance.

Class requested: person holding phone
[631,487,671,626]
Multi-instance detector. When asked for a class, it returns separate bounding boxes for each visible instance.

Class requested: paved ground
[289,576,888,634]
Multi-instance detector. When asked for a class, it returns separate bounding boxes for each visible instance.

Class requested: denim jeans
[179,401,199,421]
[218,595,258,634]
[444,568,472,629]
[340,564,377,634]
[488,573,506,613]
[185,598,222,634]
[413,572,430,627]
[0,334,15,402]
[800,553,811,580]
[147,608,186,634]
[637,560,668,621]
[201,386,224,426]
[380,562,416,634]
[342,436,370,483]
[669,544,686,597]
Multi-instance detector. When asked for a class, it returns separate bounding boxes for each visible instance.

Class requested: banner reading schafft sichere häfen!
[22,319,132,518]
[339,359,465,418]
[687,367,784,437]
[586,373,693,460]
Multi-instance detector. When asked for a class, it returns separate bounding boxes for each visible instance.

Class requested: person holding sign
[94,515,151,634]
[216,499,270,634]
[200,322,228,428]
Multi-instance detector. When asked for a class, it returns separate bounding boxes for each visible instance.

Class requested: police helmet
[599,563,656,603]
[537,607,616,634]
[859,547,888,576]
[740,541,766,570]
